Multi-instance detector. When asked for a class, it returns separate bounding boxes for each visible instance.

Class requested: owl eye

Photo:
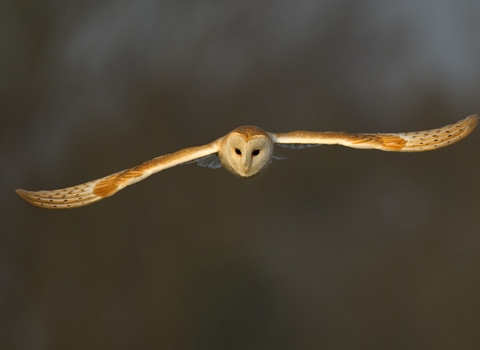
[252,149,260,156]
[235,148,242,155]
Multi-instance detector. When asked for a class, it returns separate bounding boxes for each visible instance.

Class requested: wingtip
[16,188,36,206]
[467,114,479,125]
[464,114,479,134]
[16,188,27,198]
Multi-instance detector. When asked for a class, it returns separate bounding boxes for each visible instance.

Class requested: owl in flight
[17,115,478,209]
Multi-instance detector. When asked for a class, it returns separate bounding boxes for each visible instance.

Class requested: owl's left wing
[16,141,220,209]
[270,115,478,152]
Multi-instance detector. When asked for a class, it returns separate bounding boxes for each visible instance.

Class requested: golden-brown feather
[15,176,110,209]
[395,115,478,151]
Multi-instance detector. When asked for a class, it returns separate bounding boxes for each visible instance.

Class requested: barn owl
[16,115,478,209]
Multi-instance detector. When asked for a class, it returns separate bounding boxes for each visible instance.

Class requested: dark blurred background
[2,1,480,349]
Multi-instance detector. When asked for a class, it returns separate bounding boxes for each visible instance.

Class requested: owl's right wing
[270,115,478,152]
[16,141,220,209]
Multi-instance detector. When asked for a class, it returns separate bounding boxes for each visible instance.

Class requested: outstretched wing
[270,115,478,152]
[16,142,220,209]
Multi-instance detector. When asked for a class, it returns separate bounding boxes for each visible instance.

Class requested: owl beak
[243,154,252,174]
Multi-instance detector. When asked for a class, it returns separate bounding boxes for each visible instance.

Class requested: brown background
[2,1,480,349]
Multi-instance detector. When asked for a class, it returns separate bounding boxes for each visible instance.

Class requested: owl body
[16,115,478,209]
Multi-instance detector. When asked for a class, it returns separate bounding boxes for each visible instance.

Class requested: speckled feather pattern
[16,175,120,209]
[396,115,478,151]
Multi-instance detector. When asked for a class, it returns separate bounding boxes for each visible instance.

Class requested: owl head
[218,126,274,177]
